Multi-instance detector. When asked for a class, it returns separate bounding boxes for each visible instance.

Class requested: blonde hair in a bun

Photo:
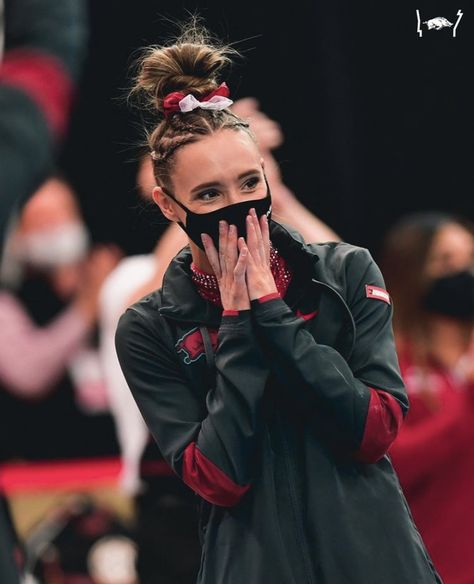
[132,22,235,115]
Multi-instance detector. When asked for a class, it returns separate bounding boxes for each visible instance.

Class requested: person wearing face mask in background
[0,176,121,461]
[0,0,87,579]
[382,213,474,584]
[0,0,88,427]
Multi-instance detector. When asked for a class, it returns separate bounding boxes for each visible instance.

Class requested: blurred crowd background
[0,1,473,583]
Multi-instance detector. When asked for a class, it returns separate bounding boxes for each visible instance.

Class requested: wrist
[248,285,278,302]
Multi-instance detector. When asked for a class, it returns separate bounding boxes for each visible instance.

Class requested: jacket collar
[158,221,320,326]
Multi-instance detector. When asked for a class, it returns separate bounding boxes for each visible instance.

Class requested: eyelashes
[196,176,261,202]
[197,190,219,202]
[244,176,260,190]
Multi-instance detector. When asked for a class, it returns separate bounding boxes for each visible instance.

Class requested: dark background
[59,0,474,259]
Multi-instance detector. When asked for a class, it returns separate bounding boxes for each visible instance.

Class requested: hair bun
[132,23,235,114]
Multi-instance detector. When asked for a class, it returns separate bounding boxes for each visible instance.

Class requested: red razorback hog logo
[175,327,218,365]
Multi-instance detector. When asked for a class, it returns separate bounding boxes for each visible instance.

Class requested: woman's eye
[243,176,260,190]
[198,190,220,201]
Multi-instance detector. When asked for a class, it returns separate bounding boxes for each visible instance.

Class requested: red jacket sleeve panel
[182,441,250,507]
[222,310,240,317]
[0,49,73,137]
[355,389,404,464]
[258,292,281,304]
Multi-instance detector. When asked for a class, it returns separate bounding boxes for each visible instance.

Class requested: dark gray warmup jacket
[116,221,442,584]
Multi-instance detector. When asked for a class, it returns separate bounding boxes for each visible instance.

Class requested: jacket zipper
[265,426,298,584]
[277,411,316,584]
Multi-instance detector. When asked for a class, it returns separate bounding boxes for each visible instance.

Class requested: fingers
[250,208,265,257]
[201,233,221,279]
[247,209,266,265]
[202,229,250,311]
[259,213,271,265]
[219,221,228,277]
[246,214,259,263]
[202,212,270,294]
[230,97,259,119]
[233,238,248,281]
[226,224,238,273]
[249,116,283,150]
[202,223,240,281]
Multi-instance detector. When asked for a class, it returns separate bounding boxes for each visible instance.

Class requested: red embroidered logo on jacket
[175,327,218,365]
[365,285,391,305]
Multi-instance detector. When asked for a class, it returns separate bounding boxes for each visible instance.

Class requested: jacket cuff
[222,309,240,317]
[251,296,293,321]
[257,292,281,303]
[220,308,252,329]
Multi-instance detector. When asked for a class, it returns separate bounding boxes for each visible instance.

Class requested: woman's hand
[230,97,283,151]
[245,209,278,301]
[74,244,122,324]
[201,222,250,311]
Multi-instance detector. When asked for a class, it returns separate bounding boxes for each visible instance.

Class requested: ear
[152,186,181,222]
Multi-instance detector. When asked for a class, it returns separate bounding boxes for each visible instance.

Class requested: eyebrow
[190,169,261,194]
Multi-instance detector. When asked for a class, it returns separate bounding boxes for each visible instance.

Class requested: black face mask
[422,270,474,320]
[162,178,272,251]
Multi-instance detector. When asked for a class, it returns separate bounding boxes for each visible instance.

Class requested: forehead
[171,129,261,192]
[430,223,474,255]
[20,179,81,232]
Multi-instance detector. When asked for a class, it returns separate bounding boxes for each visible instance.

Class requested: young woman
[382,213,474,584]
[115,26,443,584]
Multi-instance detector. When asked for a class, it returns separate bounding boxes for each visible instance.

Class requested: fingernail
[219,221,225,230]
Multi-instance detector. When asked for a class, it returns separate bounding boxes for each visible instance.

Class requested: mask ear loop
[263,175,272,219]
[160,187,189,232]
[161,187,189,212]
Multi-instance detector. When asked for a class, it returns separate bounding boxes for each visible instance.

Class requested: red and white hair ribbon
[163,82,233,118]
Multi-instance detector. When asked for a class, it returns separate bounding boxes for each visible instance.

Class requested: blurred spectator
[0,0,87,249]
[0,177,121,461]
[383,213,474,584]
[0,1,87,581]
